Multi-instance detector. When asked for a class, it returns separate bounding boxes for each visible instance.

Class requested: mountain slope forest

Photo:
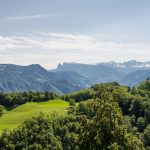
[0,64,91,94]
[0,60,150,94]
[0,79,150,149]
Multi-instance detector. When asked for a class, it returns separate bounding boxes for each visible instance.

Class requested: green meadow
[0,99,69,132]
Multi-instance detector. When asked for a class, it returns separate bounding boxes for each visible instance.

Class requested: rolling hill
[0,99,69,132]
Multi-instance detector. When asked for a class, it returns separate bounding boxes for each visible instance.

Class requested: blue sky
[0,0,150,68]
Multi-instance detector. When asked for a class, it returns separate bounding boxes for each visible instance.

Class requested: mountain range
[54,60,150,86]
[0,64,91,94]
[0,60,150,94]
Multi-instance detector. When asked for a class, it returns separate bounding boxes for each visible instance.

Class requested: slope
[120,70,150,86]
[0,99,69,132]
[0,64,92,94]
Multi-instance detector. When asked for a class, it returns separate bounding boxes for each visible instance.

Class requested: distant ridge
[0,61,149,93]
[54,60,150,86]
[56,60,150,69]
[0,64,91,94]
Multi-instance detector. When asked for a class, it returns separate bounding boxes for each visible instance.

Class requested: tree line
[0,91,60,108]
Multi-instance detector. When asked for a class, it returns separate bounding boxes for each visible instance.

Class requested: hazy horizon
[0,59,150,69]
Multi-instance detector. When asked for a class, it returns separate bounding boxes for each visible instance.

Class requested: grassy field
[0,99,69,132]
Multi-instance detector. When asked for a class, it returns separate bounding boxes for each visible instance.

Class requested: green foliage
[0,98,145,149]
[0,114,80,150]
[69,98,75,106]
[64,80,150,149]
[144,125,150,148]
[0,114,63,150]
[137,117,145,132]
[64,89,93,102]
[0,105,5,117]
[77,99,144,150]
[0,91,60,108]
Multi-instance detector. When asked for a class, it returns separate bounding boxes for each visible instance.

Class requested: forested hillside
[0,79,150,149]
[0,61,150,94]
[0,64,91,94]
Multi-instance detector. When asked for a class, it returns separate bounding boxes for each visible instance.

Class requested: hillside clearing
[0,99,69,132]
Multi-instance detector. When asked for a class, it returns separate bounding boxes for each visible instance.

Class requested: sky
[0,0,150,69]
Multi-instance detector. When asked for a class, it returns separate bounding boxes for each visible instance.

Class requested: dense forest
[0,79,150,149]
[0,92,59,108]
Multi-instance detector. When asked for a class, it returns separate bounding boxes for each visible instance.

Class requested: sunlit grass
[0,99,69,132]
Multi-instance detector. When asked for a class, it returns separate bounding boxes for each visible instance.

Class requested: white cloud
[5,13,63,21]
[0,33,149,69]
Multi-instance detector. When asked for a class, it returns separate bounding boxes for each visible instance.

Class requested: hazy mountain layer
[0,64,91,94]
[55,60,150,86]
[0,60,149,94]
